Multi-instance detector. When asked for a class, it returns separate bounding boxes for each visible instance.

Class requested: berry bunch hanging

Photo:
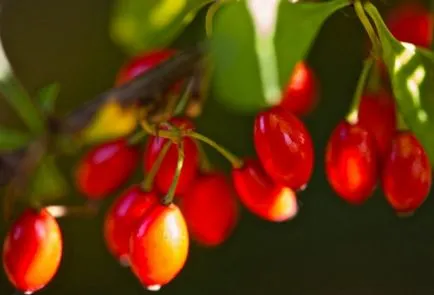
[1,0,433,293]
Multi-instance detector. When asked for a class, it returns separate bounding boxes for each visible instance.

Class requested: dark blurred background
[1,0,434,294]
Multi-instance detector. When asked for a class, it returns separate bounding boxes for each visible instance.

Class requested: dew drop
[146,285,162,292]
[24,291,33,295]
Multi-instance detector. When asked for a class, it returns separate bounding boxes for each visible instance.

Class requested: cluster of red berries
[1,2,432,294]
[326,2,433,213]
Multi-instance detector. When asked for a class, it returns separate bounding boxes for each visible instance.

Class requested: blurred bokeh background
[1,0,434,294]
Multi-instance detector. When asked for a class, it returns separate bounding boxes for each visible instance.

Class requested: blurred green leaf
[211,0,349,113]
[37,83,60,114]
[111,0,211,54]
[0,127,32,151]
[29,155,69,203]
[275,0,350,88]
[365,3,434,164]
[0,41,45,134]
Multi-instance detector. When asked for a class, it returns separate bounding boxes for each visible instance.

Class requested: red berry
[254,106,314,190]
[358,91,397,160]
[179,173,238,246]
[104,185,158,263]
[76,138,139,199]
[325,121,378,204]
[382,132,432,213]
[232,159,298,222]
[281,62,318,116]
[144,118,199,195]
[3,208,63,293]
[116,49,177,86]
[130,203,189,290]
[386,3,433,48]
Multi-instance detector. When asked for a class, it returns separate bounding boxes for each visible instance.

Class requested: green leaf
[365,3,434,164]
[211,0,350,113]
[111,0,211,54]
[29,155,69,203]
[37,83,60,114]
[0,41,45,134]
[0,127,32,151]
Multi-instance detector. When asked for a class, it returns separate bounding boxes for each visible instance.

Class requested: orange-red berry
[130,203,189,290]
[104,185,158,263]
[3,209,63,293]
[232,159,298,222]
[179,173,238,246]
[382,132,432,213]
[76,138,139,199]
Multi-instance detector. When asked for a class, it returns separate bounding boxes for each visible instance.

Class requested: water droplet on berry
[147,284,162,292]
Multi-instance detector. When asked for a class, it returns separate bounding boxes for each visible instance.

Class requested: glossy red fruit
[325,121,378,204]
[281,62,318,116]
[76,138,139,199]
[386,3,433,48]
[254,106,314,190]
[3,208,62,293]
[144,117,199,195]
[232,159,298,222]
[130,203,189,290]
[382,132,432,213]
[104,185,158,263]
[179,173,238,246]
[116,49,177,86]
[358,91,397,160]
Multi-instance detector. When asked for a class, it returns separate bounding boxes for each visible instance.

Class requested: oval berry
[232,159,298,222]
[144,117,199,195]
[130,203,189,290]
[116,49,177,86]
[76,138,139,199]
[382,132,432,213]
[386,3,433,48]
[358,90,397,160]
[325,121,378,204]
[281,62,318,116]
[254,106,314,190]
[3,208,63,293]
[104,185,158,263]
[179,173,238,246]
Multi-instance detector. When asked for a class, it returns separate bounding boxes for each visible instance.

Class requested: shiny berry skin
[232,159,298,222]
[254,106,314,190]
[325,121,378,204]
[358,91,397,160]
[144,117,199,195]
[76,138,140,199]
[382,132,432,213]
[104,185,158,263]
[115,49,177,86]
[129,203,189,290]
[281,62,318,116]
[386,3,433,48]
[179,173,238,246]
[3,208,63,293]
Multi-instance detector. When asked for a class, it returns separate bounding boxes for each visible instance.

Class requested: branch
[0,43,206,186]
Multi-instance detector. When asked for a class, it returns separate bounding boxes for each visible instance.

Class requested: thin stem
[139,118,178,140]
[127,129,147,146]
[206,1,224,37]
[162,142,184,205]
[187,131,243,169]
[195,139,213,172]
[354,0,381,58]
[174,78,195,116]
[142,140,173,192]
[346,57,374,124]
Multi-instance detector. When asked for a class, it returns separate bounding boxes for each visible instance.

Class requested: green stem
[346,57,374,124]
[162,142,184,205]
[354,0,381,58]
[195,139,213,172]
[187,131,243,169]
[141,141,172,192]
[173,78,195,116]
[127,129,147,145]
